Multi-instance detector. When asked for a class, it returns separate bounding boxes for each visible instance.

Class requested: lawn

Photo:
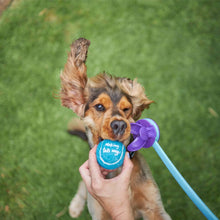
[0,0,219,219]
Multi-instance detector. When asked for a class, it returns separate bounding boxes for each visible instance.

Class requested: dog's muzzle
[110,120,127,136]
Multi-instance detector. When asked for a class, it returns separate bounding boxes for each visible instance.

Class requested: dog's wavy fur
[60,38,171,220]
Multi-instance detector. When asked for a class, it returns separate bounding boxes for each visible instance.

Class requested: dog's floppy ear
[60,38,90,117]
[120,78,154,120]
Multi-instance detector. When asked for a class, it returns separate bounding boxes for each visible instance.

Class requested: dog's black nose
[110,120,127,136]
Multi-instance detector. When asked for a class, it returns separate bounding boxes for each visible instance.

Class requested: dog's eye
[95,104,105,112]
[123,108,130,113]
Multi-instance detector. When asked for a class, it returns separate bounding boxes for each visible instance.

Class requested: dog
[60,38,171,220]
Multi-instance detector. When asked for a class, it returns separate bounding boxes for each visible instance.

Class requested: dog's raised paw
[68,181,87,218]
[69,194,85,218]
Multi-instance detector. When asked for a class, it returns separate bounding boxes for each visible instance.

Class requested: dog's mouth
[98,137,104,143]
[99,136,123,144]
[98,136,131,147]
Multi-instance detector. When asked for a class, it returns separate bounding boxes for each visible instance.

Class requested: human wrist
[110,202,133,220]
[111,209,134,220]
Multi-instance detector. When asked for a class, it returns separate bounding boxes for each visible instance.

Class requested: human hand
[79,145,134,220]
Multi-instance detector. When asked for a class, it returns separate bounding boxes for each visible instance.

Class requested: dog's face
[60,38,153,147]
[84,74,134,146]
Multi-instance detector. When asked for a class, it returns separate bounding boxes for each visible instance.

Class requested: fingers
[118,152,133,181]
[100,167,115,177]
[80,146,133,190]
[79,160,91,188]
[79,145,103,185]
[88,145,103,181]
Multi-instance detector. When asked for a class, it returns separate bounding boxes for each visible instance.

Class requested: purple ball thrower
[127,118,218,220]
[127,118,160,151]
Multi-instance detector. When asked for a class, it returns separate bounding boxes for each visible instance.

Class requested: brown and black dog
[60,38,171,220]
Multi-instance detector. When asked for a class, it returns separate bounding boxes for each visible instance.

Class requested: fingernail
[127,152,130,159]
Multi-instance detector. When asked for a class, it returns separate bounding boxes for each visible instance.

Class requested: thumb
[118,152,133,181]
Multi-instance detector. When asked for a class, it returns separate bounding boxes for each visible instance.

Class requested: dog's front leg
[136,180,172,220]
[87,193,111,220]
[69,180,87,218]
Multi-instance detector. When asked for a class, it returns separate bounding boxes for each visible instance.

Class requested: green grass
[0,0,219,219]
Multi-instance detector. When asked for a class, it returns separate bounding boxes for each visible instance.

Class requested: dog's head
[60,38,153,147]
